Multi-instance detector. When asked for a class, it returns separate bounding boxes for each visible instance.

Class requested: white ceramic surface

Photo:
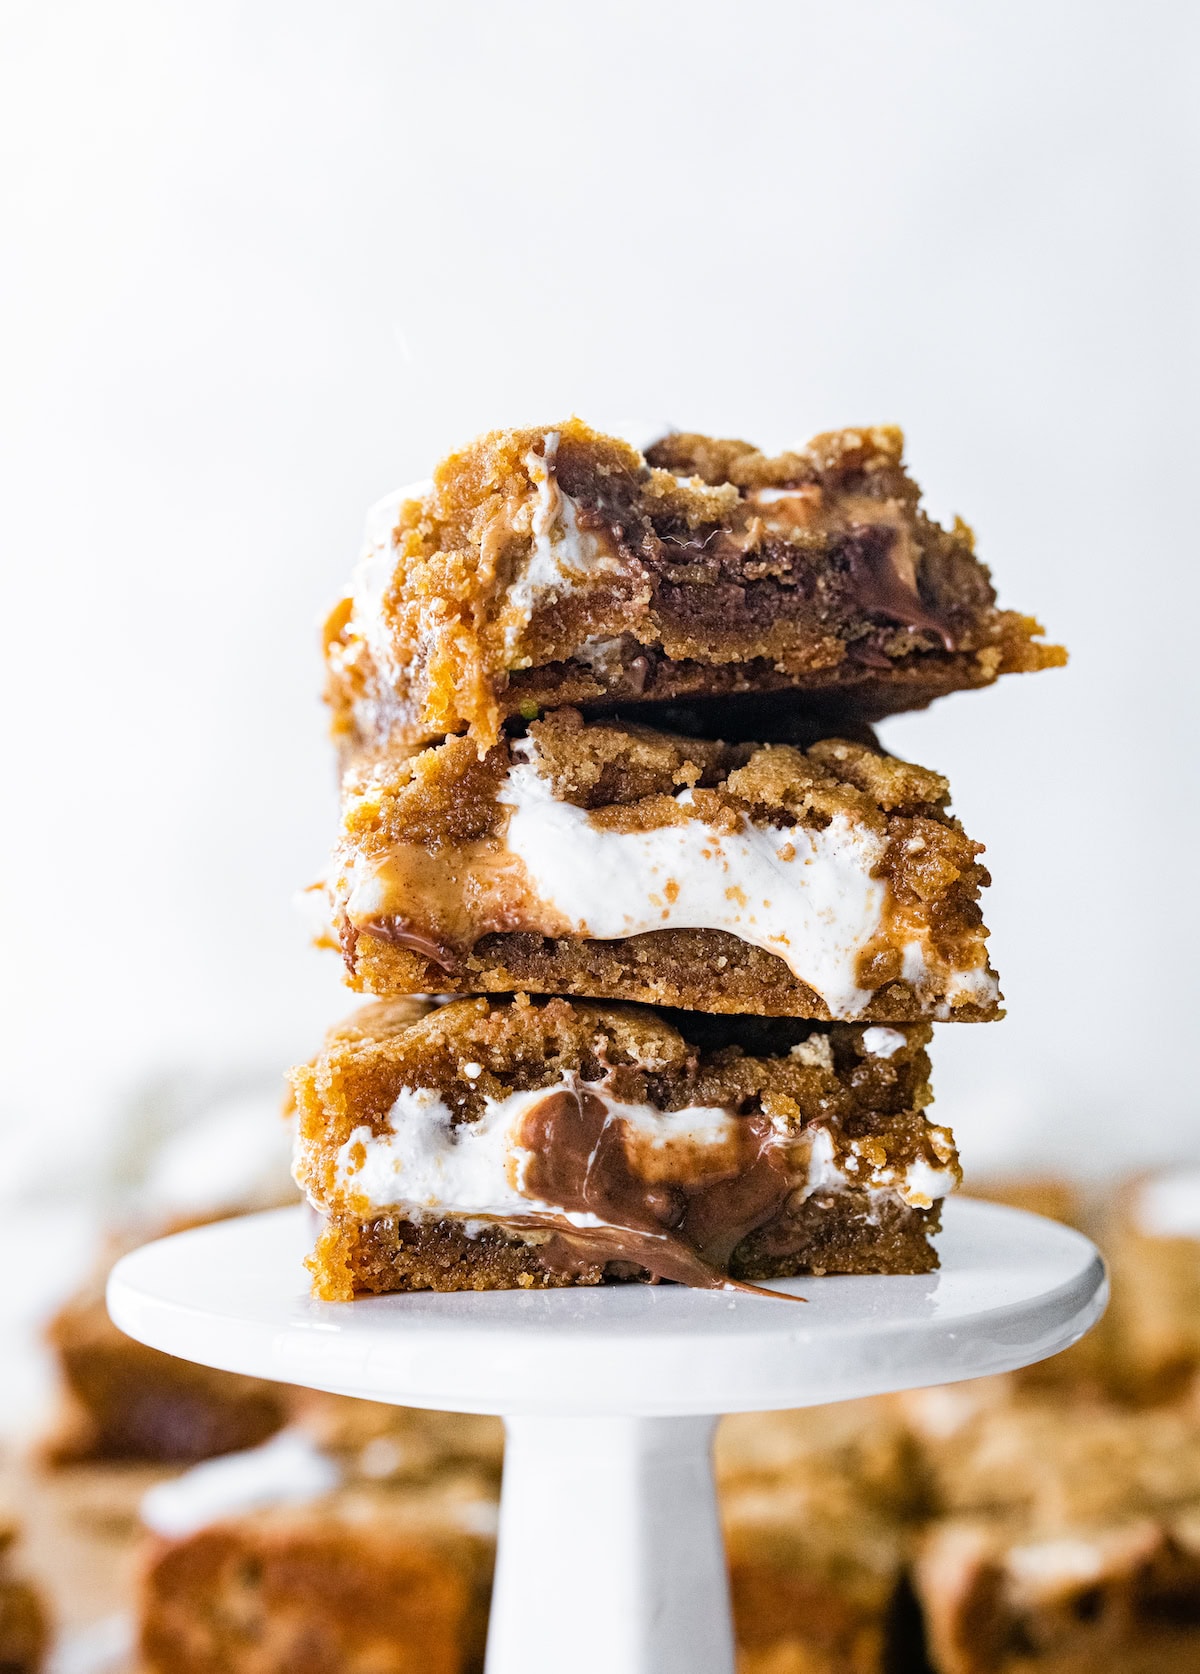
[107,1199,1106,1416]
[106,1199,1106,1674]
[486,1414,734,1674]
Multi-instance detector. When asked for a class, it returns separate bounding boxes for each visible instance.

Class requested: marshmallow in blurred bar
[43,1084,298,1467]
[137,1433,497,1674]
[1107,1167,1200,1401]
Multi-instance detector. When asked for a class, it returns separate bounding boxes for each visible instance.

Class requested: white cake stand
[108,1199,1105,1674]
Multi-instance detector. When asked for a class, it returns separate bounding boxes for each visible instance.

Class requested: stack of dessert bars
[292,419,1064,1298]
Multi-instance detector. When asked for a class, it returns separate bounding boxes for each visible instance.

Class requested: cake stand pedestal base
[488,1414,731,1674]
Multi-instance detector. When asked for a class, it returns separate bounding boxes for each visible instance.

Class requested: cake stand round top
[107,1199,1106,1417]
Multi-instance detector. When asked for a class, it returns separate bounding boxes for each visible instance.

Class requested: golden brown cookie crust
[324,418,1065,755]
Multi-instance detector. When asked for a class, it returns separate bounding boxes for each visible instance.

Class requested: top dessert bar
[324,419,1065,756]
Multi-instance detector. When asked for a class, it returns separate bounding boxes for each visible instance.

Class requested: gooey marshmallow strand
[497,738,997,1020]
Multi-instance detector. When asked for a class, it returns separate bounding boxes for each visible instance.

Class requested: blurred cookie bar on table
[46,1261,292,1465]
[43,1084,301,1466]
[963,1176,1116,1395]
[971,1166,1200,1403]
[289,1394,503,1488]
[915,1508,1200,1674]
[1106,1167,1200,1402]
[718,1399,925,1674]
[0,1512,47,1674]
[965,1176,1084,1228]
[324,420,1063,759]
[291,995,957,1297]
[136,1400,917,1674]
[723,1475,909,1674]
[137,1429,497,1674]
[0,1454,169,1674]
[904,1375,1200,1674]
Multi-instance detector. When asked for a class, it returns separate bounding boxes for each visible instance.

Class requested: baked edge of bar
[307,1197,944,1301]
[344,929,1002,1022]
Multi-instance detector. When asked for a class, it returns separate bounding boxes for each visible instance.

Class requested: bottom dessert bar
[290,994,957,1299]
[1106,1169,1200,1402]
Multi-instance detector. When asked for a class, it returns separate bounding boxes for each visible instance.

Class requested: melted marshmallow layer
[336,735,999,1022]
[306,1076,957,1225]
[496,748,889,1017]
[502,433,623,657]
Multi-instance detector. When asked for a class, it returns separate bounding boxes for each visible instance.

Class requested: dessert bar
[324,419,1064,756]
[140,1471,495,1674]
[902,1379,1200,1526]
[290,994,957,1299]
[0,1517,47,1674]
[717,1400,922,1673]
[906,1381,1200,1674]
[724,1477,909,1674]
[47,1272,290,1464]
[915,1512,1200,1674]
[1,1455,174,1664]
[291,1394,504,1488]
[1106,1169,1200,1401]
[329,708,999,1022]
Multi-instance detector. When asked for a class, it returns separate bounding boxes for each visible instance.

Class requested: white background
[3,0,1198,1189]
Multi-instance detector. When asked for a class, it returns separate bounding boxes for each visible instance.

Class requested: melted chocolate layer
[360,917,459,971]
[517,1086,794,1291]
[839,525,957,649]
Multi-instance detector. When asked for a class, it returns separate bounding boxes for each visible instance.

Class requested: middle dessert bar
[291,994,958,1298]
[327,709,1000,1022]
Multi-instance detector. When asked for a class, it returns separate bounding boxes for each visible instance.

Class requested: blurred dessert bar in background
[717,1400,921,1674]
[290,994,955,1297]
[1106,1167,1200,1402]
[0,1513,47,1674]
[46,1259,293,1464]
[323,419,1063,758]
[138,1431,497,1674]
[141,1482,494,1674]
[329,709,1000,1022]
[906,1376,1200,1674]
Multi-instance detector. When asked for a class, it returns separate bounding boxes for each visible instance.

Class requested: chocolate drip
[841,525,957,650]
[518,1087,799,1294]
[362,918,459,971]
